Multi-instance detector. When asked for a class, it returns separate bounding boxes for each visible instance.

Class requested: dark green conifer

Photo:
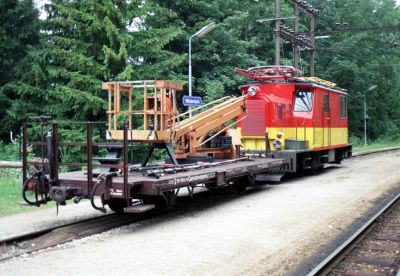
[2,0,184,134]
[0,0,40,140]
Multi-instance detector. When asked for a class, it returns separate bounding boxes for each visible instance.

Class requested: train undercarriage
[21,121,288,213]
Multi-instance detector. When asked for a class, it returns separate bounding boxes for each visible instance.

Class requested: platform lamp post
[364,84,377,146]
[188,22,215,117]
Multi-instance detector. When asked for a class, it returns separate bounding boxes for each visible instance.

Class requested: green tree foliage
[311,0,400,139]
[9,0,134,123]
[0,0,399,144]
[128,3,185,80]
[148,0,273,101]
[0,0,40,140]
[152,0,400,140]
[0,0,39,86]
[2,0,183,135]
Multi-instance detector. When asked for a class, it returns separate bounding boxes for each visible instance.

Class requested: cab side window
[324,94,329,113]
[340,96,347,118]
[294,90,313,112]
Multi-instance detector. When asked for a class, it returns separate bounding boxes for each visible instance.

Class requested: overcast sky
[34,0,400,20]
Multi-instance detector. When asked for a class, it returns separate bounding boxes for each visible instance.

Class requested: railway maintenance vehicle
[21,66,351,213]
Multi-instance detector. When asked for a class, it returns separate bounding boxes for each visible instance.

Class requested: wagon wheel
[162,190,177,209]
[107,198,128,214]
[205,182,217,190]
[233,175,253,193]
[141,191,177,209]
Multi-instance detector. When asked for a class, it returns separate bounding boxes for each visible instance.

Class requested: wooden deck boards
[58,158,286,189]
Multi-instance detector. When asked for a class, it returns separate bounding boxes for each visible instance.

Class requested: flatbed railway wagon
[20,80,288,214]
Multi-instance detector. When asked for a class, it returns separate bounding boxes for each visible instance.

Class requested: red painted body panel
[242,100,265,136]
[239,82,348,131]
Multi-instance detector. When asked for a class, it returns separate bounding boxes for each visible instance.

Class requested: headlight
[273,139,282,149]
[247,86,258,96]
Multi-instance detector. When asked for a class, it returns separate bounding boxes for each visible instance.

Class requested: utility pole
[364,85,377,146]
[310,16,315,76]
[188,23,215,117]
[293,5,300,69]
[275,0,316,75]
[275,0,281,65]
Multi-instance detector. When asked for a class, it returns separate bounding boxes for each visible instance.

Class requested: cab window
[324,94,329,113]
[340,96,347,118]
[294,90,313,112]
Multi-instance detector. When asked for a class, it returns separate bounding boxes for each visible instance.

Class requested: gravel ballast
[1,150,400,275]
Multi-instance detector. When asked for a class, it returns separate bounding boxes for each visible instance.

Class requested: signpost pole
[188,23,215,118]
[189,38,193,117]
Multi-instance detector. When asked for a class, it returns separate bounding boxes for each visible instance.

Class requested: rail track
[0,186,245,262]
[0,213,148,262]
[306,187,400,275]
[1,147,399,263]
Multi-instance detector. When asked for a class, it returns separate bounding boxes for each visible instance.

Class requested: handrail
[175,96,231,119]
[23,121,107,126]
[235,65,303,81]
[27,141,125,147]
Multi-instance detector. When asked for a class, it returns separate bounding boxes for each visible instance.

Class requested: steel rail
[3,147,399,262]
[0,214,113,246]
[306,190,400,276]
[0,186,243,263]
[0,213,144,262]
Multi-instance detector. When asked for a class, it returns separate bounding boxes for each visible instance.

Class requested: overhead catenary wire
[316,25,400,35]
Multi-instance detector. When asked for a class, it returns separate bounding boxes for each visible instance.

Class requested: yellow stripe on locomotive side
[238,127,348,151]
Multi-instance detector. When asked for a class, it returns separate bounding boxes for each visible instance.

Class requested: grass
[0,168,54,217]
[352,140,400,153]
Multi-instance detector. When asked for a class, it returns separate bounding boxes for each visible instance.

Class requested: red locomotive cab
[237,66,298,152]
[238,82,293,151]
[236,65,352,172]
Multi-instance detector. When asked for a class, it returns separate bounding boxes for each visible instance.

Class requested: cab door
[323,92,331,146]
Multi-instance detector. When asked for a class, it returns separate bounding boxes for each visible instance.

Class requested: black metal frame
[21,121,289,212]
[21,121,129,207]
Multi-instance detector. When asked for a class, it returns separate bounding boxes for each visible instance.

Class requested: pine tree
[128,2,185,80]
[2,0,187,135]
[0,0,39,86]
[0,0,40,140]
[39,0,134,120]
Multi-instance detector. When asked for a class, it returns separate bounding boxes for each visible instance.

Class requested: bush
[0,141,20,161]
[377,122,400,142]
[349,135,362,147]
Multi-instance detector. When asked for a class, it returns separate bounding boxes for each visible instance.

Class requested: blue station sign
[182,96,203,107]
